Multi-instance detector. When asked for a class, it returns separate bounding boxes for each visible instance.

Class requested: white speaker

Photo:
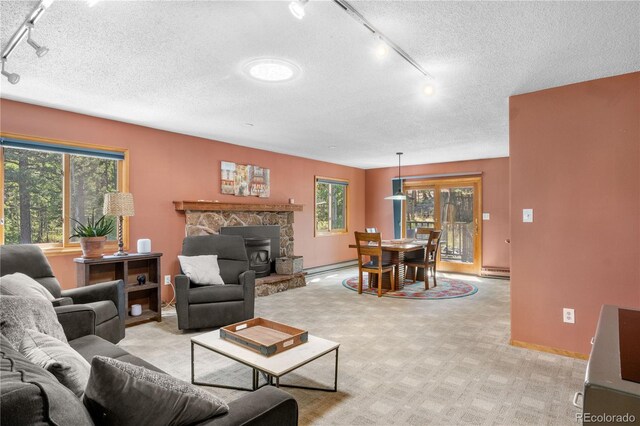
[137,239,151,253]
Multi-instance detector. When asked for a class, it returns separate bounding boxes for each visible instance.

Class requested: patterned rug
[342,275,478,299]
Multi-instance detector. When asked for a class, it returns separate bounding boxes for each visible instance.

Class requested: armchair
[0,245,125,343]
[175,234,255,330]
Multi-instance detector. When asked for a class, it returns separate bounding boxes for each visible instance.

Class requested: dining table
[349,239,428,290]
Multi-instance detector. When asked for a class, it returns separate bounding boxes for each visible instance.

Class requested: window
[1,134,128,253]
[315,177,348,235]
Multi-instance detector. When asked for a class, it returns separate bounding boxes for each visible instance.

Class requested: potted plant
[70,214,115,259]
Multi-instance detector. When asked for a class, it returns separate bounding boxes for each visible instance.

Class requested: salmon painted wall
[0,99,365,301]
[364,158,510,270]
[509,72,640,355]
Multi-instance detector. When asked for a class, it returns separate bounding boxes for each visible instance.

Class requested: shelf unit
[74,252,163,327]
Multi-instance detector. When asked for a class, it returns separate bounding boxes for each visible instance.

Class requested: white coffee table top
[192,330,339,377]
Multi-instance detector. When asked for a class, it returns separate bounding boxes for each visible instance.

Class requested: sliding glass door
[404,177,482,274]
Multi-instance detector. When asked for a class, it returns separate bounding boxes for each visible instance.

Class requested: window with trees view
[1,136,127,251]
[315,177,348,235]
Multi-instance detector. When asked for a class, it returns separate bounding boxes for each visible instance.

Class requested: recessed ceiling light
[329,145,337,149]
[244,58,300,83]
[375,41,389,58]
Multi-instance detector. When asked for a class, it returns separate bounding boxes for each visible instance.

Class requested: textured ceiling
[1,1,638,169]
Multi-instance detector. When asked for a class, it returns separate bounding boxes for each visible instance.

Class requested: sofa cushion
[188,284,244,304]
[69,334,164,373]
[0,295,67,349]
[84,356,228,426]
[20,329,91,398]
[179,255,225,285]
[0,334,93,425]
[84,300,118,325]
[0,272,55,301]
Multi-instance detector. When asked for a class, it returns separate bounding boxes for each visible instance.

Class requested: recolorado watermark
[576,413,636,423]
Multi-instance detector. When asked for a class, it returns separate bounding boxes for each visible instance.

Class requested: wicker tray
[220,317,308,357]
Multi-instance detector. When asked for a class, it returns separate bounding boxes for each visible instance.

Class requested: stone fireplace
[173,201,305,295]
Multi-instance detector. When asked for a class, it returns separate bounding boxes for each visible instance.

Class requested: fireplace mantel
[173,201,303,213]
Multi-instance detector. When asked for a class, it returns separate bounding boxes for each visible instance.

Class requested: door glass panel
[406,188,436,237]
[440,186,474,264]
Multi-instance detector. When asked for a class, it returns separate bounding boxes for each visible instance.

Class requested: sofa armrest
[203,386,298,426]
[52,297,73,307]
[55,305,96,341]
[239,270,256,320]
[61,280,125,337]
[175,274,191,330]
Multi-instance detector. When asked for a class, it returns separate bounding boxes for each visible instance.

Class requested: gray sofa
[176,235,255,331]
[0,311,298,425]
[0,244,125,344]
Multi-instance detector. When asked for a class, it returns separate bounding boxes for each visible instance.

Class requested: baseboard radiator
[480,266,510,279]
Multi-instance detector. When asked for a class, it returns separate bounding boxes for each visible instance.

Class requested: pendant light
[385,152,407,200]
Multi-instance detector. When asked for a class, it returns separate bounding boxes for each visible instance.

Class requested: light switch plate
[522,209,533,223]
[482,213,490,221]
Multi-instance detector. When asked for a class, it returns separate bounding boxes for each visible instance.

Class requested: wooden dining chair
[405,228,442,289]
[354,231,395,297]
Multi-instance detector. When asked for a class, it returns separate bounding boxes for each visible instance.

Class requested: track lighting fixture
[289,0,308,20]
[27,26,49,58]
[331,0,436,95]
[1,60,20,85]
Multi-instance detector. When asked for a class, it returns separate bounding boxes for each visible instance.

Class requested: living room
[1,1,639,425]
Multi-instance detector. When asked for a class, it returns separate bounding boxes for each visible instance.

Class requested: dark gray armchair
[0,245,125,344]
[176,235,255,331]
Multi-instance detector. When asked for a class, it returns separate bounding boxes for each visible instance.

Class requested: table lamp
[103,192,135,256]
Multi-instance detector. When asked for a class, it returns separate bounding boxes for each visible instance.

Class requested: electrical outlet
[563,308,575,324]
[164,275,171,286]
[523,209,534,223]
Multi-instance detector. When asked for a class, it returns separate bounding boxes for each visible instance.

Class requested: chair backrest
[181,234,249,284]
[425,229,442,262]
[354,231,383,264]
[415,227,432,240]
[0,244,62,298]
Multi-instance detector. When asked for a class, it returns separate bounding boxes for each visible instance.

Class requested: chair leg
[390,268,395,292]
[412,266,417,283]
[358,270,363,294]
[432,265,437,288]
[377,272,382,297]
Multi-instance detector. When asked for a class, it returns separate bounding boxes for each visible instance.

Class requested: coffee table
[191,330,339,392]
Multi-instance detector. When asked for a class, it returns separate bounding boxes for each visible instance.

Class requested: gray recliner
[175,234,255,331]
[0,244,125,344]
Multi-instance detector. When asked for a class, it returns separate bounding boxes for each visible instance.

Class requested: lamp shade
[103,192,135,217]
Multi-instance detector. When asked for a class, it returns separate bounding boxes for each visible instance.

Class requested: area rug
[342,275,478,299]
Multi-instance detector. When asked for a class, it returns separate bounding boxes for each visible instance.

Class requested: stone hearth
[185,211,294,257]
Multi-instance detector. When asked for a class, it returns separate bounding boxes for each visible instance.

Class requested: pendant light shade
[385,152,407,200]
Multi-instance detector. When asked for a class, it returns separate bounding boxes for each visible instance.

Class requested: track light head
[1,61,20,85]
[289,0,308,20]
[423,84,435,96]
[27,31,49,58]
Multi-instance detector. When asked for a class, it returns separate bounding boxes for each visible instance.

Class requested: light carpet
[119,268,586,425]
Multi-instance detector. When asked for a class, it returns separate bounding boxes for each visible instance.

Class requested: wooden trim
[402,176,483,275]
[0,132,129,250]
[173,201,303,213]
[510,339,589,360]
[314,176,349,237]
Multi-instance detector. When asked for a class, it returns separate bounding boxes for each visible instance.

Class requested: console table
[74,253,163,326]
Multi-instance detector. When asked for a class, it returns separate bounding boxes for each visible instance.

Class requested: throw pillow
[0,272,55,301]
[0,295,68,349]
[178,254,225,285]
[19,328,91,398]
[84,356,229,426]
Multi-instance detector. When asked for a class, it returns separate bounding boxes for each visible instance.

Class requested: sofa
[176,235,256,331]
[0,314,299,425]
[0,244,125,344]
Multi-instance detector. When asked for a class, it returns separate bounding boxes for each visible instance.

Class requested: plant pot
[80,236,107,259]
